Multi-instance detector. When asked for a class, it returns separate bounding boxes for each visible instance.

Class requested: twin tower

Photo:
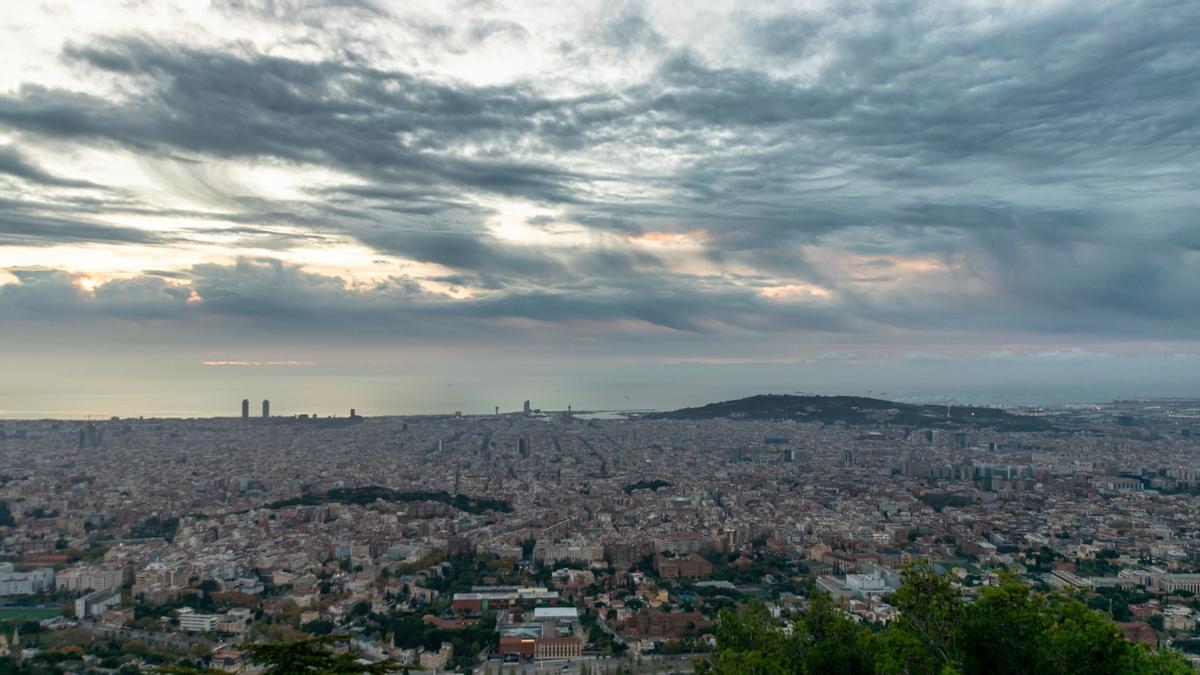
[241,399,269,419]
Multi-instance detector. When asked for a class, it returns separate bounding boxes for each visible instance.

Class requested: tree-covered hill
[696,564,1189,675]
[646,394,1052,431]
[264,485,511,514]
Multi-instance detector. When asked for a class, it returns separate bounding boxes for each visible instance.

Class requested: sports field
[0,606,61,620]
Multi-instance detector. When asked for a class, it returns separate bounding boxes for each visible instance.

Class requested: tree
[1036,597,1149,674]
[694,600,802,675]
[240,635,401,674]
[697,564,1193,675]
[798,592,876,674]
[879,562,966,674]
[958,573,1049,674]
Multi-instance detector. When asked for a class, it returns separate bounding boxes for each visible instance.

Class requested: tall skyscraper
[523,400,531,415]
[78,422,101,450]
[241,399,249,419]
[262,399,270,418]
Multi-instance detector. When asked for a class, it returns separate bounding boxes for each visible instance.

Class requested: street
[478,653,700,675]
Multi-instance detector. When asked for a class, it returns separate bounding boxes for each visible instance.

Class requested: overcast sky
[1,0,1198,417]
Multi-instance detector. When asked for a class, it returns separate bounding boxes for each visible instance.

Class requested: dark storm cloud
[2,0,1199,345]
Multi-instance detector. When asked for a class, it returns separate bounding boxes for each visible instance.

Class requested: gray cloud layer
[2,0,1199,352]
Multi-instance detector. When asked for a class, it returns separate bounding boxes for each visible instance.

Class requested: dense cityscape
[0,395,1198,672]
[4,0,1199,672]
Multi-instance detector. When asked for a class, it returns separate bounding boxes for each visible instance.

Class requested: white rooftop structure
[533,607,579,621]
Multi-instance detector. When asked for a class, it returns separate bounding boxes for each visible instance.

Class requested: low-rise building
[419,642,452,670]
[0,564,54,597]
[653,553,713,580]
[75,587,120,618]
[177,608,219,632]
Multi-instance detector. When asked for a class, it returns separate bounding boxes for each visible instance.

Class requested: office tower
[843,448,855,467]
[518,437,527,458]
[262,399,270,418]
[241,399,249,419]
[523,400,531,415]
[350,408,357,418]
[495,406,499,416]
[78,422,102,450]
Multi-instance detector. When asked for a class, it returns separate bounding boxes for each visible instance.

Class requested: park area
[0,606,61,621]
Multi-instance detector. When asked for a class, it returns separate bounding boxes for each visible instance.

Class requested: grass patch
[0,606,62,620]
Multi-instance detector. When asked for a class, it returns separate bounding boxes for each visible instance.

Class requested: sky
[1,0,1199,418]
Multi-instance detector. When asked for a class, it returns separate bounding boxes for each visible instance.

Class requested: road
[81,619,213,652]
[478,653,701,675]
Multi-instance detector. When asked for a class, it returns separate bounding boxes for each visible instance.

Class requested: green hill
[646,394,1051,431]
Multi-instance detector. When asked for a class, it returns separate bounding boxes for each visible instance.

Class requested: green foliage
[696,600,801,675]
[697,564,1193,675]
[624,479,672,494]
[1075,556,1118,577]
[919,493,974,513]
[387,612,497,661]
[799,593,876,674]
[647,394,1053,431]
[580,608,627,655]
[129,515,180,541]
[956,573,1049,674]
[301,619,336,635]
[264,486,511,514]
[1025,546,1061,573]
[240,635,400,674]
[695,594,873,675]
[881,563,966,673]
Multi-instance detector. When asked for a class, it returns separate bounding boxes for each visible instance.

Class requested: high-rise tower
[262,399,270,418]
[241,399,249,419]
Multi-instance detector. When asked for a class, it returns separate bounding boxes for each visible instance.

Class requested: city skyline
[3,4,1199,671]
[3,0,1199,415]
